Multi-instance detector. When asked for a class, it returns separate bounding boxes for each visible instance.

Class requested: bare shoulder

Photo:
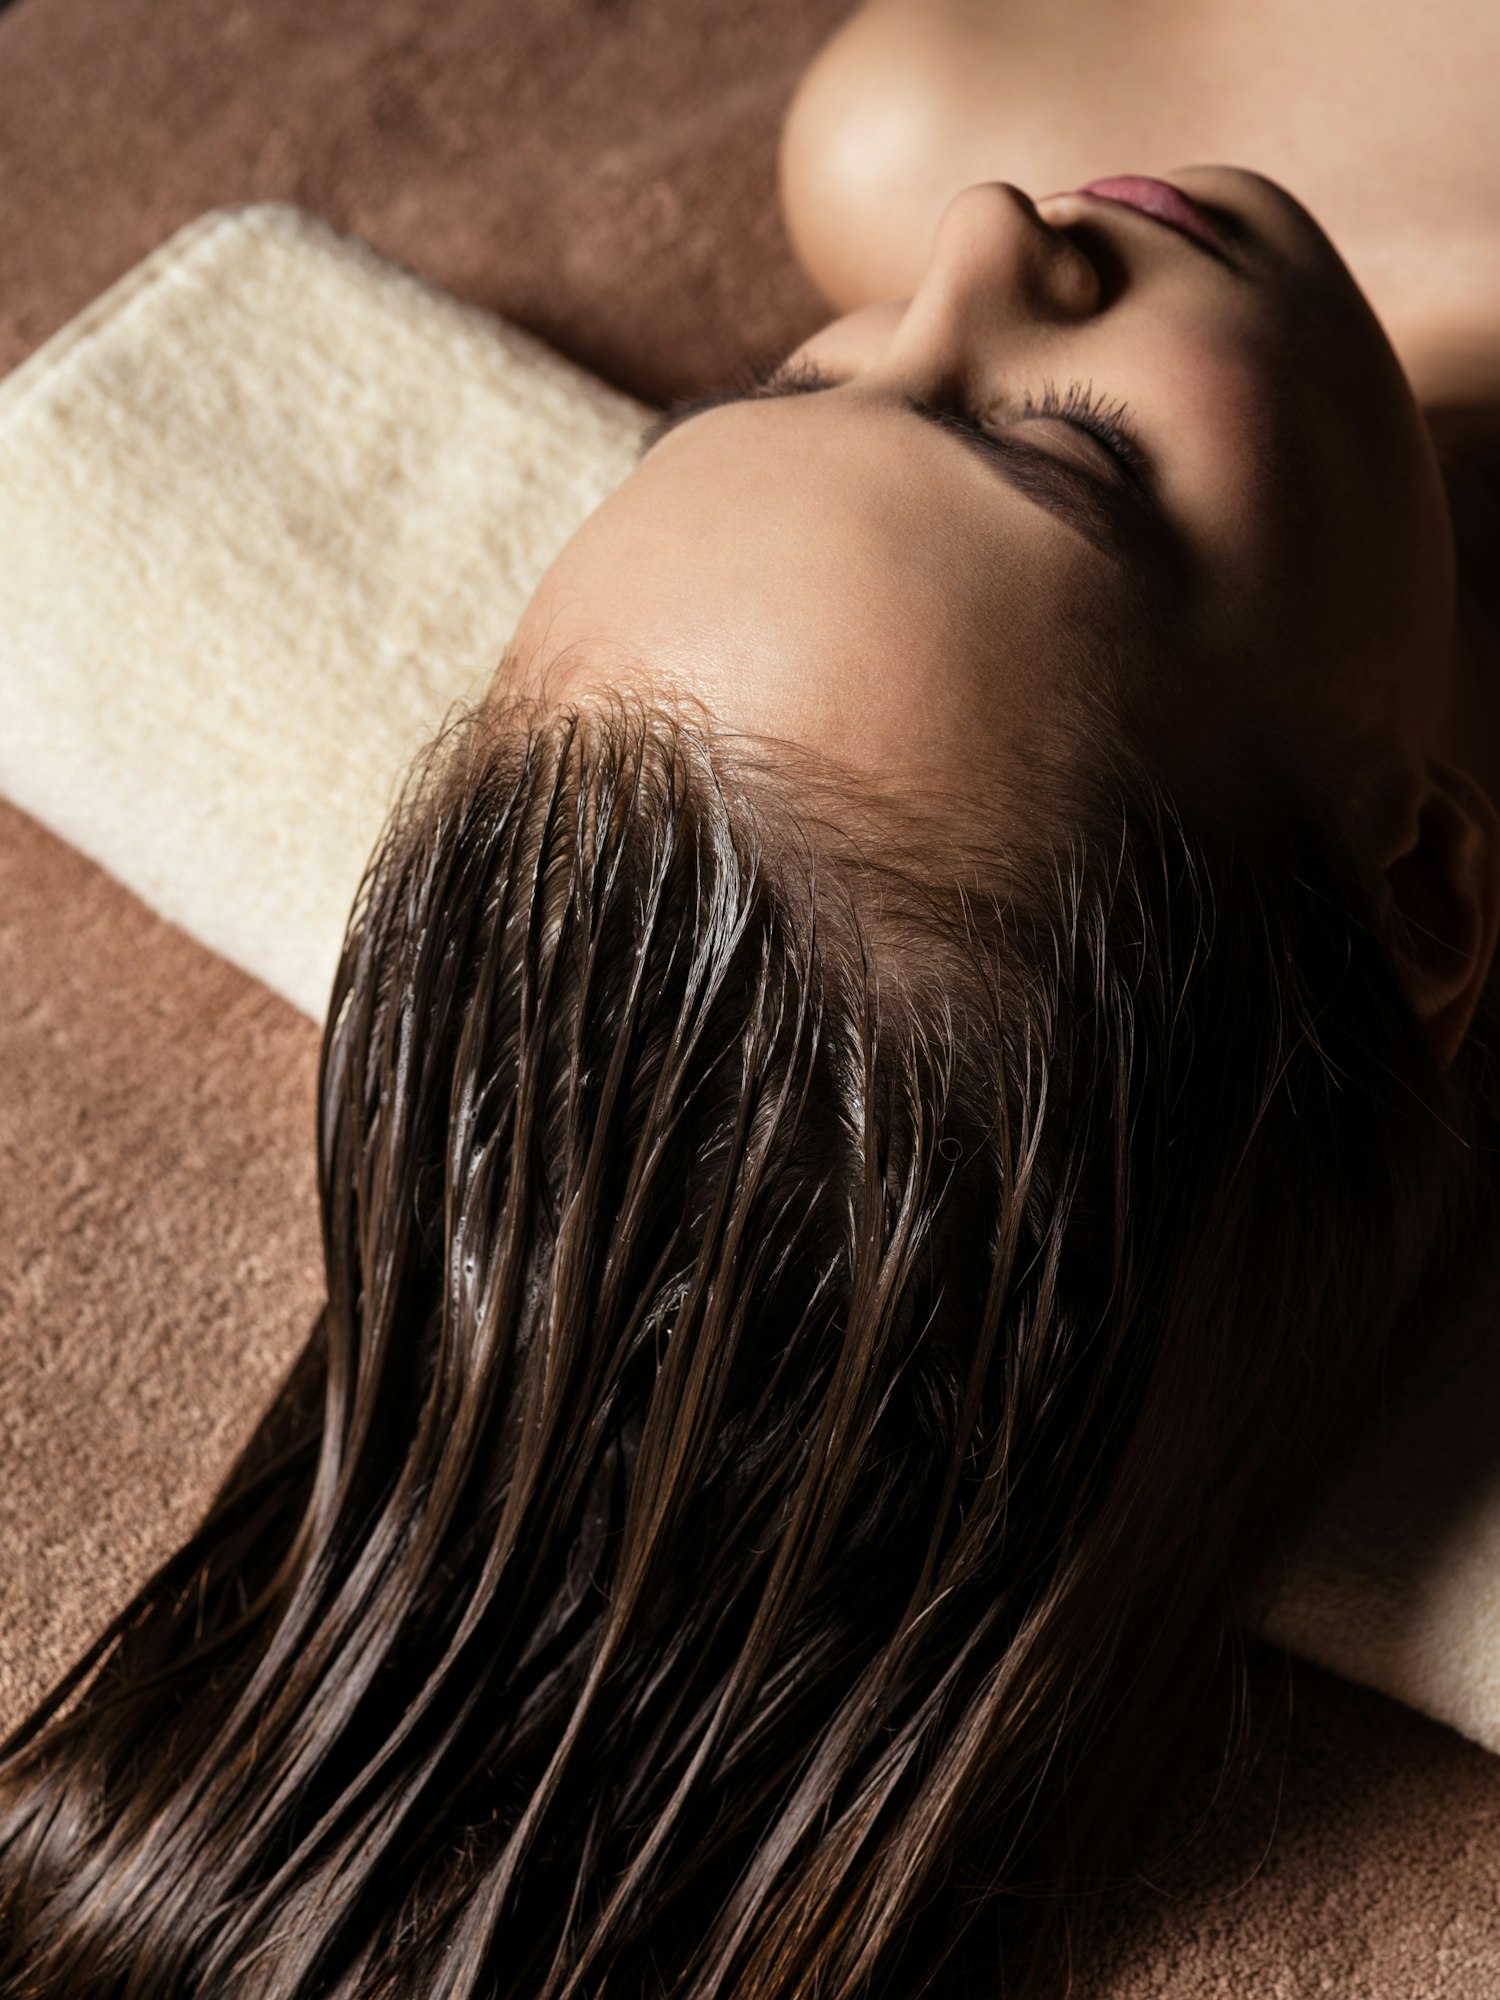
[779,0,1500,337]
[779,0,1046,312]
[778,0,1240,312]
[779,3,947,311]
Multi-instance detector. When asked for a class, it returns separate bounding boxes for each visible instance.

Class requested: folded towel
[1,204,1494,1756]
[0,203,645,1021]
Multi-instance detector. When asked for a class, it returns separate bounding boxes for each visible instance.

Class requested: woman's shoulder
[780,0,1500,333]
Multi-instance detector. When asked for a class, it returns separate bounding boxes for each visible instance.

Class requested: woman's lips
[1078,176,1226,256]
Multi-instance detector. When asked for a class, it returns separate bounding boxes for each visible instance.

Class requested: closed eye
[637,357,1159,563]
[1013,379,1149,485]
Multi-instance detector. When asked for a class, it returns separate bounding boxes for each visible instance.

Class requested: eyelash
[753,357,1148,481]
[1020,380,1148,481]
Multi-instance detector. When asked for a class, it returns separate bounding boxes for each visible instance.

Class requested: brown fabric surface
[2,0,1497,1987]
[0,0,847,408]
[1081,1645,1500,1997]
[0,802,323,1730]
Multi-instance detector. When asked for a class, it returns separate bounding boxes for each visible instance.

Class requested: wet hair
[0,686,1494,1999]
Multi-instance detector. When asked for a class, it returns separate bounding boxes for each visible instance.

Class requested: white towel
[0,203,645,1020]
[2,203,1495,1755]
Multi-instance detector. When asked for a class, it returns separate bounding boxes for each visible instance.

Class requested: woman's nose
[888,182,1102,367]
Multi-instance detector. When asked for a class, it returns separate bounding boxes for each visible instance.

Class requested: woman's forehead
[508,391,1112,790]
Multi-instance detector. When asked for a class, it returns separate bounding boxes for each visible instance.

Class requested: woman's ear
[1380,761,1500,1065]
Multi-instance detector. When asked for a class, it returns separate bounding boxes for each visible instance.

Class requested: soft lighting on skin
[510,170,1459,851]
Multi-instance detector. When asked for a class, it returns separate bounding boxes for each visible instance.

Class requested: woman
[2,4,1498,1996]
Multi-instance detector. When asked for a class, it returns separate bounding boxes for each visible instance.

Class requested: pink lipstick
[1078,176,1226,256]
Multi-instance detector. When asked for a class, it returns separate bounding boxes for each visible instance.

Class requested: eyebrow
[637,377,1150,564]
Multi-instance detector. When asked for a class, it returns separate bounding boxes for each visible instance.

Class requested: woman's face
[510,169,1456,828]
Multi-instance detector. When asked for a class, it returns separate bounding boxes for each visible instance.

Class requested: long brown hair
[0,688,1493,1998]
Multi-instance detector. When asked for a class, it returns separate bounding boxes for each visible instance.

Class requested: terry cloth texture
[0,204,645,1021]
[0,0,1496,1990]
